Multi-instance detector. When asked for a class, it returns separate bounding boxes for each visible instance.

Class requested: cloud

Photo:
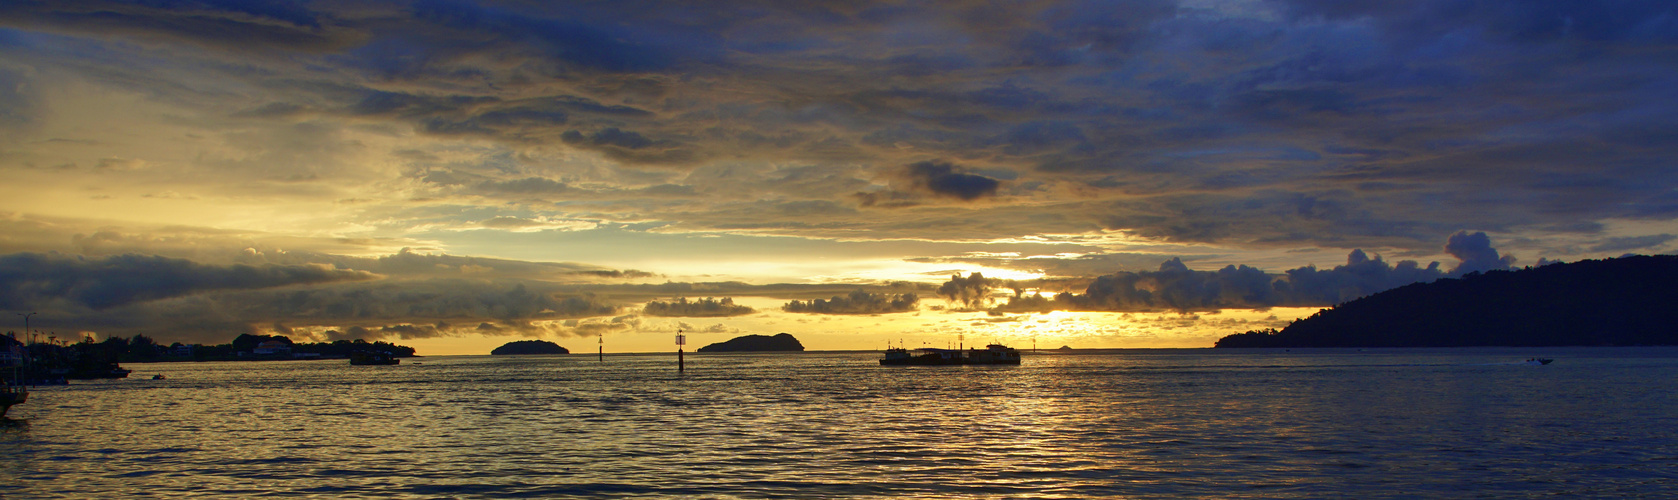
[571,269,658,280]
[1445,230,1516,275]
[0,66,37,130]
[0,0,357,53]
[0,245,666,344]
[783,290,920,315]
[1589,234,1676,253]
[2,0,1677,354]
[936,272,1009,308]
[560,127,695,164]
[901,161,1003,201]
[0,252,377,310]
[985,232,1517,313]
[475,177,569,195]
[1279,250,1446,304]
[641,297,755,317]
[676,322,733,334]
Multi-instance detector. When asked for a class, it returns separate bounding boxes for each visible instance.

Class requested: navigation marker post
[676,329,686,372]
[598,332,604,362]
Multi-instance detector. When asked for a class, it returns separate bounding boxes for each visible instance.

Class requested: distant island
[1216,255,1678,348]
[697,333,804,352]
[490,340,569,355]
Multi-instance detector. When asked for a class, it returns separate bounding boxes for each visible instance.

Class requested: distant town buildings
[252,341,292,357]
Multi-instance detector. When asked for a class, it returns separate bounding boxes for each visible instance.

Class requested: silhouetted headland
[490,340,569,355]
[1216,255,1678,348]
[696,333,804,352]
[8,332,417,380]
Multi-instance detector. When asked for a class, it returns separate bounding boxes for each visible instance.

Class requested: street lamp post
[17,312,35,344]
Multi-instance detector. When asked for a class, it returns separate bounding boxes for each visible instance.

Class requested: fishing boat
[879,344,1021,366]
[1525,358,1554,365]
[879,347,965,365]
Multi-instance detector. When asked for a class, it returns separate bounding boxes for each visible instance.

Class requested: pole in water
[598,333,603,362]
[676,329,686,372]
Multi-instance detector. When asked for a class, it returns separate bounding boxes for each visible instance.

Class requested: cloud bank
[0,252,376,310]
[783,290,921,315]
[988,232,1515,313]
[641,297,755,317]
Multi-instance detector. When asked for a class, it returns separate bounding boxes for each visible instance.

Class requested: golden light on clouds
[2,1,1671,354]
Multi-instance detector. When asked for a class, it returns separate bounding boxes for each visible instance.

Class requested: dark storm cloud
[901,161,1003,201]
[783,290,920,315]
[342,91,661,145]
[54,277,625,344]
[1279,0,1678,44]
[562,128,654,150]
[641,297,755,317]
[559,127,696,164]
[0,252,375,310]
[0,0,357,53]
[404,0,704,73]
[4,0,1677,287]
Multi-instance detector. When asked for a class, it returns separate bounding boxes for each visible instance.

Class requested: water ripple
[3,348,1678,498]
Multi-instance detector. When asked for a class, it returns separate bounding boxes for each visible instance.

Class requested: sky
[0,1,1674,355]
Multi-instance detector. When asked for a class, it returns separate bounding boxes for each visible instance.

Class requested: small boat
[0,385,23,418]
[152,374,166,380]
[1525,358,1554,365]
[880,344,1021,366]
[349,351,400,365]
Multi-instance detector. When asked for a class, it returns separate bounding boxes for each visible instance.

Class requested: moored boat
[879,347,966,365]
[879,344,1021,366]
[0,384,23,418]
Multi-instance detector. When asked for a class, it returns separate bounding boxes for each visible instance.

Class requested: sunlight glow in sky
[1,1,1674,354]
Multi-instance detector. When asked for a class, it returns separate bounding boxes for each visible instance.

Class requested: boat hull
[879,344,1021,366]
[0,389,25,418]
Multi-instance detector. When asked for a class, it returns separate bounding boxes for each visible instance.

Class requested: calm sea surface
[3,347,1677,498]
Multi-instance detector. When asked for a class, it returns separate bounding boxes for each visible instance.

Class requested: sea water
[3,347,1676,498]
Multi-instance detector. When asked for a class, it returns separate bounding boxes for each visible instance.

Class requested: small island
[491,340,569,355]
[697,333,804,352]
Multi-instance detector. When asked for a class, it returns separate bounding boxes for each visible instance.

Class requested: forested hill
[1216,255,1678,348]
